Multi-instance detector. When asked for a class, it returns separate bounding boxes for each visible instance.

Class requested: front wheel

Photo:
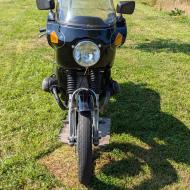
[77,111,92,185]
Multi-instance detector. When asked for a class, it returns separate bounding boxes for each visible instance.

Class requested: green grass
[1,0,190,189]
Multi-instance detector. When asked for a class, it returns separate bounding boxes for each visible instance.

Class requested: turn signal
[50,31,58,44]
[114,33,123,47]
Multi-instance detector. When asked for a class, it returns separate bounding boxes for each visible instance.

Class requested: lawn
[1,0,190,189]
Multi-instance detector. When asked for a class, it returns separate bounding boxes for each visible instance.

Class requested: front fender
[77,91,94,112]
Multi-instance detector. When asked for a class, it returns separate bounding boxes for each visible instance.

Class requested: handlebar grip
[39,28,46,33]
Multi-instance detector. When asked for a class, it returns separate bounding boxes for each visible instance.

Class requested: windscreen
[56,0,116,27]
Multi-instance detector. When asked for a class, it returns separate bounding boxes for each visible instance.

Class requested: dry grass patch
[39,145,88,189]
[156,0,190,13]
[143,0,190,13]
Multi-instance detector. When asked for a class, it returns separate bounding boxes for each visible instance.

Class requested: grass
[143,0,190,13]
[1,0,190,189]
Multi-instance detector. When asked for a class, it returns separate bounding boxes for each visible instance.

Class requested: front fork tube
[68,94,77,145]
[92,95,100,145]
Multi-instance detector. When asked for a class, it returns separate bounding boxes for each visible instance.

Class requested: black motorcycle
[36,0,135,185]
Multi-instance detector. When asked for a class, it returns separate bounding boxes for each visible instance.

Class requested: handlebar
[39,27,46,38]
[39,28,46,33]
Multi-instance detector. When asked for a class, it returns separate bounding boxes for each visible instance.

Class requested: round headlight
[73,41,100,67]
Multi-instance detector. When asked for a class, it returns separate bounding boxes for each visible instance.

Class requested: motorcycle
[36,0,135,185]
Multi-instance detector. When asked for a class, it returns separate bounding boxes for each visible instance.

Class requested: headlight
[73,41,100,67]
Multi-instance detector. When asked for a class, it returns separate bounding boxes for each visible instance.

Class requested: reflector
[50,31,58,44]
[114,32,123,47]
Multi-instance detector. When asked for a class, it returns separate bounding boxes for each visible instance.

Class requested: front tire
[77,111,92,185]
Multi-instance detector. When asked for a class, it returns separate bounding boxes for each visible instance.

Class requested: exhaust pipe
[52,87,67,110]
[42,75,67,110]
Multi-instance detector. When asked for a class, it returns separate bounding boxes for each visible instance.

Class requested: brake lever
[39,33,46,38]
[39,28,47,38]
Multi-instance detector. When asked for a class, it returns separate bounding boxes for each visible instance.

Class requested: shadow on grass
[90,82,190,190]
[134,39,190,55]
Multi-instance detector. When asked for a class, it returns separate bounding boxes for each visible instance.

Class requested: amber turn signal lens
[114,33,123,47]
[50,31,58,44]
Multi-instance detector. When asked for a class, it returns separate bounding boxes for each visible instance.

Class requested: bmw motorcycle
[36,0,135,185]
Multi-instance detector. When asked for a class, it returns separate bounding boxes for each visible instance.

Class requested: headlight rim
[73,40,101,68]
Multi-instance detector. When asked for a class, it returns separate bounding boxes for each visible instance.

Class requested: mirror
[117,1,135,14]
[36,0,55,10]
